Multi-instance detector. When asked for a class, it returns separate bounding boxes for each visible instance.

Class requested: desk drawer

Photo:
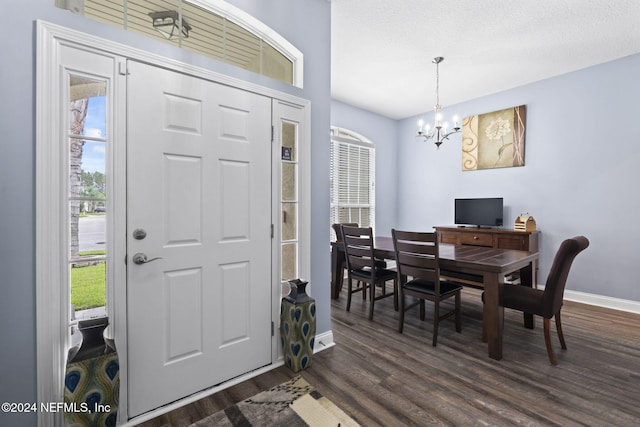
[495,235,528,251]
[460,233,493,247]
[439,231,458,245]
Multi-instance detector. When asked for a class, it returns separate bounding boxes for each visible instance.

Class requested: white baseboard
[314,329,335,353]
[563,290,640,315]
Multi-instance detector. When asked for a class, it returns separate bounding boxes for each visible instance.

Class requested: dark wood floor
[139,287,640,426]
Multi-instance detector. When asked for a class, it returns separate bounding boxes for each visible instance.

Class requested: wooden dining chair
[392,229,462,346]
[333,222,386,299]
[341,225,397,320]
[332,222,361,297]
[332,222,358,243]
[483,236,589,364]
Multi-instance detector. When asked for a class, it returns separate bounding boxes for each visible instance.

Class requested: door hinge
[271,224,274,238]
[271,321,275,337]
[118,61,128,76]
[124,254,128,265]
[271,125,274,143]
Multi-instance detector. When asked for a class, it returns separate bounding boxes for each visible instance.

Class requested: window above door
[55,0,303,87]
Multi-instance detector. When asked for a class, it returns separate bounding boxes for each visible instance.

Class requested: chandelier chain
[435,59,440,108]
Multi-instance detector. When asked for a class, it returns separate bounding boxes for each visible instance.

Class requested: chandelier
[416,57,460,148]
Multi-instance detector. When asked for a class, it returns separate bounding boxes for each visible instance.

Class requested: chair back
[392,229,439,283]
[542,236,589,317]
[341,225,376,274]
[332,222,358,242]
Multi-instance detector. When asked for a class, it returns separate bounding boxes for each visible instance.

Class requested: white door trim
[271,100,312,362]
[36,20,310,426]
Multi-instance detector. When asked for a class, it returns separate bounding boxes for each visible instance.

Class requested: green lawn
[71,250,106,311]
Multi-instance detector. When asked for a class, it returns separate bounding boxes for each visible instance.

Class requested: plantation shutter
[330,128,375,241]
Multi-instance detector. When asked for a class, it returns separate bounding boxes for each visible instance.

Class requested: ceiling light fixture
[149,11,191,40]
[416,57,460,148]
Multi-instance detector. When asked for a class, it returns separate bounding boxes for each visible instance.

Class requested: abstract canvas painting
[461,105,526,171]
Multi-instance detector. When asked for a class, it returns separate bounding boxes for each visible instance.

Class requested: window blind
[330,129,375,241]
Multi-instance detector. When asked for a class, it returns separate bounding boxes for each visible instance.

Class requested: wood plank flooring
[138,287,640,426]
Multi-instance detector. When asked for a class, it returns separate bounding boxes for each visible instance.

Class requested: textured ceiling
[331,0,640,119]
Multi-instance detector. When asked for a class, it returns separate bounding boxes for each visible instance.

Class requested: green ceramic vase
[64,317,119,427]
[280,279,316,372]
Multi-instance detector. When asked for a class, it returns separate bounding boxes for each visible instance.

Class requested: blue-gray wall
[392,54,639,302]
[334,54,640,302]
[0,1,330,426]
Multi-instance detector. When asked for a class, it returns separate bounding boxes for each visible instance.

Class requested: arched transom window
[55,0,303,86]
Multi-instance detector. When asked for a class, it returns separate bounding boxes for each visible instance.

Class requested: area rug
[189,376,360,427]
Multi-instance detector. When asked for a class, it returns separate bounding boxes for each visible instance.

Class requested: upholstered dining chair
[341,225,397,320]
[392,229,462,346]
[484,236,589,365]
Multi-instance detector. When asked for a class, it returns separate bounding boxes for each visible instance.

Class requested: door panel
[126,60,272,417]
[164,154,203,245]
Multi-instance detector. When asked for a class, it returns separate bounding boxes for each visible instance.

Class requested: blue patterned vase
[64,317,119,427]
[280,279,316,372]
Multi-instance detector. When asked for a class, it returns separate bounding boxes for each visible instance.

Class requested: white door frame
[36,20,310,426]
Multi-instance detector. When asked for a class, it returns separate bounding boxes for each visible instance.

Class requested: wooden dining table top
[370,236,538,273]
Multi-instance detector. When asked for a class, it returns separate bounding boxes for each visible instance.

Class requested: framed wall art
[461,105,526,171]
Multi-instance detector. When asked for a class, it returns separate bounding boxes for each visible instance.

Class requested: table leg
[331,243,345,299]
[483,272,504,360]
[519,261,536,329]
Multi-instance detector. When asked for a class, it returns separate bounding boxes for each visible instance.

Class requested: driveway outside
[79,215,106,252]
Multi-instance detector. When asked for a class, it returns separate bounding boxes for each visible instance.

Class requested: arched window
[55,0,303,86]
[329,127,376,240]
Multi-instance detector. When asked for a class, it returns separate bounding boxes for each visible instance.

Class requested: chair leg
[432,300,439,346]
[419,300,426,321]
[398,290,405,333]
[555,310,567,350]
[368,281,375,321]
[543,317,558,365]
[455,291,461,333]
[346,277,353,312]
[393,279,398,311]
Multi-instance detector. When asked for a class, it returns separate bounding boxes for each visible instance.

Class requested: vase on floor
[280,279,316,372]
[64,316,119,427]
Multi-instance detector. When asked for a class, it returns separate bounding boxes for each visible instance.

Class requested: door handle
[132,253,162,265]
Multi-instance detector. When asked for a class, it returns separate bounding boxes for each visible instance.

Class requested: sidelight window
[281,121,299,282]
[67,75,109,333]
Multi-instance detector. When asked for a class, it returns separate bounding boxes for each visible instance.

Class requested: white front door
[126,60,272,417]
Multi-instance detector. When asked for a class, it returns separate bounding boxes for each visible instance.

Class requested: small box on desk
[514,215,536,232]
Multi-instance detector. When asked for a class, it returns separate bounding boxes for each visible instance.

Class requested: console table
[434,226,539,252]
[434,226,540,288]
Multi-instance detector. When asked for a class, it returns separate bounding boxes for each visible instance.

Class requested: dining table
[331,236,539,360]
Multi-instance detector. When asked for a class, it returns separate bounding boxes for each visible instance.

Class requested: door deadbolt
[132,228,147,240]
